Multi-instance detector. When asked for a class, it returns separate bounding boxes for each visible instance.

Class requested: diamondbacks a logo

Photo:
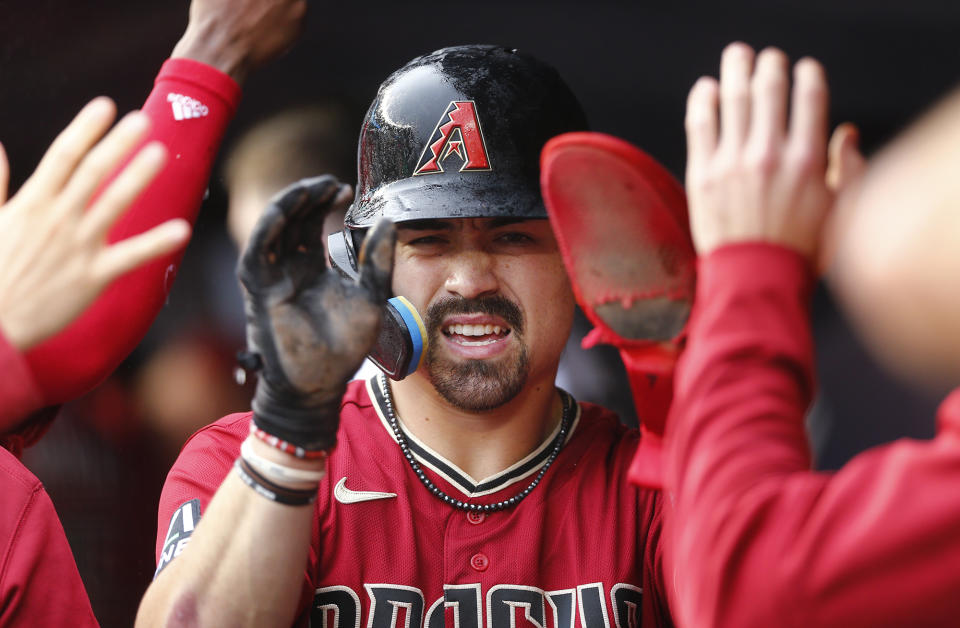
[413,101,492,176]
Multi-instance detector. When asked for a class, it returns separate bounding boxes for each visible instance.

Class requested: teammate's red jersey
[157,377,672,627]
[664,242,960,627]
[0,446,98,627]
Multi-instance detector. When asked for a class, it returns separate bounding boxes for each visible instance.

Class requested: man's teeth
[444,324,507,337]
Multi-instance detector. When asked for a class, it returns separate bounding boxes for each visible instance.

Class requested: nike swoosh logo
[334,477,397,504]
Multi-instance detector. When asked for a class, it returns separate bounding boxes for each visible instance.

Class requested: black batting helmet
[345,44,588,230]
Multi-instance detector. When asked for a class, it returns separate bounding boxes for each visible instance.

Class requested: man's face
[392,217,574,411]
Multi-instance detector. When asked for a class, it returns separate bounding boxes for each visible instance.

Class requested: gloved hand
[238,175,394,452]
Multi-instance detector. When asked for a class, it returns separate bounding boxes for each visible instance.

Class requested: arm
[140,429,321,627]
[22,0,306,406]
[0,100,190,433]
[136,180,395,627]
[664,43,960,627]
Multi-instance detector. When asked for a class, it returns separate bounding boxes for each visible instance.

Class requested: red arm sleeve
[23,59,241,405]
[663,243,960,628]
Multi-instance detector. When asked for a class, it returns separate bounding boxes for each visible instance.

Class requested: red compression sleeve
[24,59,240,405]
[663,243,960,628]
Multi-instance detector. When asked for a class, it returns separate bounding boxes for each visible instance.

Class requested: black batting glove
[238,175,395,452]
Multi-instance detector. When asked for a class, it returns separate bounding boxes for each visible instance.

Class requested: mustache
[425,295,524,335]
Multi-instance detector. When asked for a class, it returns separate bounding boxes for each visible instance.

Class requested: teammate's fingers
[718,43,755,149]
[788,58,829,169]
[0,142,9,204]
[94,218,190,283]
[747,47,789,153]
[23,97,116,198]
[826,123,866,193]
[56,111,151,220]
[685,77,720,172]
[79,142,167,243]
[357,218,396,304]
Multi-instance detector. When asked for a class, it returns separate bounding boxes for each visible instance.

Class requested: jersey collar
[366,376,580,498]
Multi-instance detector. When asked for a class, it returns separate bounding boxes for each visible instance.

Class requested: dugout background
[2,1,959,625]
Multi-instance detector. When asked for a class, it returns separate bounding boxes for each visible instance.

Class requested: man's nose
[443,250,499,300]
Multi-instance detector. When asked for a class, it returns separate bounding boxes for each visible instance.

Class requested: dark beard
[423,295,528,411]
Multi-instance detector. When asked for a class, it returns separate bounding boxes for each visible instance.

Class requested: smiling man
[137,46,673,628]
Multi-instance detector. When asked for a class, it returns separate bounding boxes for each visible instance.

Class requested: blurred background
[2,0,960,625]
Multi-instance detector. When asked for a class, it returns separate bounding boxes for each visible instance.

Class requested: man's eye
[496,232,535,244]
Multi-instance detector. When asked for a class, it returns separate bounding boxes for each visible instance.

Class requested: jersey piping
[366,376,581,498]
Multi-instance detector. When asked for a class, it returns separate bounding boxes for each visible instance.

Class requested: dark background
[3,1,959,625]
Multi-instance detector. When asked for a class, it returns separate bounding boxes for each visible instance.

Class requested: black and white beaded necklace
[378,373,573,513]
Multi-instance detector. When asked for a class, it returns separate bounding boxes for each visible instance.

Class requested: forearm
[665,244,960,627]
[665,243,816,625]
[138,451,318,627]
[24,59,240,404]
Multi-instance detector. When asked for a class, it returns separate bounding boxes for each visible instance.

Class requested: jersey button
[470,552,490,572]
[467,511,486,525]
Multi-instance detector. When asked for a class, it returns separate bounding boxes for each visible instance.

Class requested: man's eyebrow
[397,220,454,231]
[487,217,537,228]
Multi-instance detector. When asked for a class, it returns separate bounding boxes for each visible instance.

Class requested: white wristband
[241,437,328,485]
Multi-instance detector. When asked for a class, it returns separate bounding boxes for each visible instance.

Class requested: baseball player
[665,42,960,627]
[137,46,674,627]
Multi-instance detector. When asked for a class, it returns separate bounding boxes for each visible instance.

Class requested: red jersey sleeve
[0,448,98,627]
[24,59,241,406]
[663,242,960,628]
[0,330,43,437]
[154,413,249,568]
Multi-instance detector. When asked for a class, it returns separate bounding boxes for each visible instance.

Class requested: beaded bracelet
[233,458,317,506]
[240,437,327,485]
[248,422,330,460]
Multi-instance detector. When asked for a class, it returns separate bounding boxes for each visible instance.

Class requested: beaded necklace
[378,373,573,513]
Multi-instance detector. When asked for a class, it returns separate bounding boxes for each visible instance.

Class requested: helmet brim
[346,172,547,228]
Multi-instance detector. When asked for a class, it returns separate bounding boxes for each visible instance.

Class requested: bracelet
[249,422,330,460]
[233,458,317,506]
[241,437,327,485]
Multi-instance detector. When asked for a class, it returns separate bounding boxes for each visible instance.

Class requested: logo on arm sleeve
[167,93,209,121]
[154,498,202,579]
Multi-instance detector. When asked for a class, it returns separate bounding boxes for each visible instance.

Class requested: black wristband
[251,384,344,452]
[233,458,318,506]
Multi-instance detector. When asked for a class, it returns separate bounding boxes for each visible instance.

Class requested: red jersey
[664,243,960,627]
[0,446,98,627]
[157,377,672,627]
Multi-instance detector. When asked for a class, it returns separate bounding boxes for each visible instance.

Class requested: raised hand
[172,0,308,84]
[684,43,860,262]
[0,97,189,351]
[239,176,394,452]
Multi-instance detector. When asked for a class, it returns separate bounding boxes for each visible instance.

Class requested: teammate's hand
[239,176,394,452]
[684,43,860,261]
[0,97,190,351]
[171,0,307,84]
